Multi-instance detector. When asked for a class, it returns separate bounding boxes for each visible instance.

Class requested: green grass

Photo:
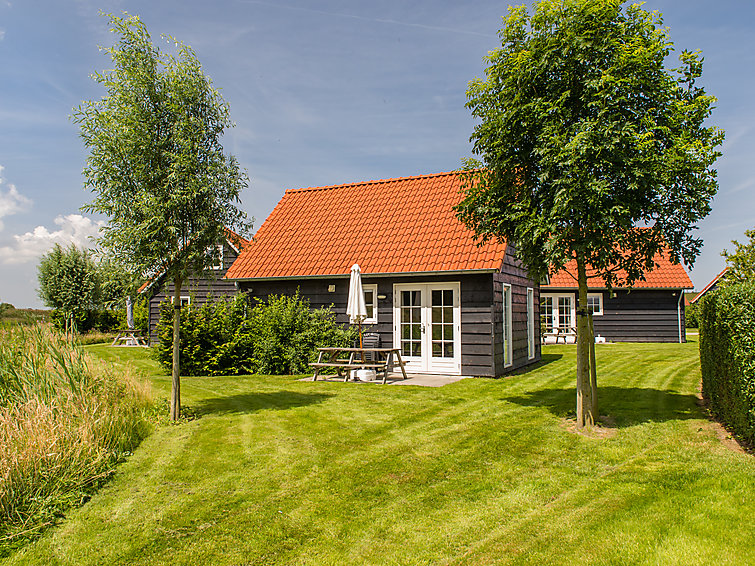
[4,338,754,565]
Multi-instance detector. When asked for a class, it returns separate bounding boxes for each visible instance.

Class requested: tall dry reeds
[0,325,152,553]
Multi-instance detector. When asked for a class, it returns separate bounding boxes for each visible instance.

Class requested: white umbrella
[346,263,367,349]
[126,296,134,330]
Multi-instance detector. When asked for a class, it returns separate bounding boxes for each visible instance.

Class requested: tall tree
[456,0,723,427]
[721,228,755,285]
[37,244,100,336]
[74,14,251,420]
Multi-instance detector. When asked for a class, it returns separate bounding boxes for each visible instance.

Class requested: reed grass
[0,325,152,555]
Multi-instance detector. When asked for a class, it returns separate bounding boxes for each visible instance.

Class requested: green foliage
[721,227,755,286]
[699,282,755,445]
[154,293,356,376]
[37,244,100,333]
[74,13,251,286]
[0,325,152,552]
[96,256,142,310]
[457,0,723,286]
[685,301,699,329]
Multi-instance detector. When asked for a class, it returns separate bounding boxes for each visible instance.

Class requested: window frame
[210,243,224,270]
[503,283,513,368]
[527,287,535,360]
[363,284,378,324]
[587,293,603,316]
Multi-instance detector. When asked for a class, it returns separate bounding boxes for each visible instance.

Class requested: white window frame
[170,295,191,307]
[587,293,603,316]
[503,284,513,368]
[210,243,224,270]
[363,284,378,324]
[527,287,535,360]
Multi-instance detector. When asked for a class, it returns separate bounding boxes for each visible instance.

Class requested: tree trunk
[171,277,183,421]
[575,254,595,427]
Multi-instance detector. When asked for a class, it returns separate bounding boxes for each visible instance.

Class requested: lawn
[4,338,754,565]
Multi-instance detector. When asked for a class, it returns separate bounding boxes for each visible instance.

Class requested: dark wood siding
[145,241,241,342]
[239,273,499,377]
[492,244,541,376]
[543,288,686,343]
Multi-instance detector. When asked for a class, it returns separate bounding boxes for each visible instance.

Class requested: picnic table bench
[111,329,149,347]
[542,326,578,344]
[310,347,408,384]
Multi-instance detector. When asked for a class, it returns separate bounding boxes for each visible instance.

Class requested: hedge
[154,292,356,376]
[699,282,755,445]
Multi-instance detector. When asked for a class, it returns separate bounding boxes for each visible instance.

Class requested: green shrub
[154,292,356,376]
[699,283,755,445]
[685,302,699,329]
[0,325,153,553]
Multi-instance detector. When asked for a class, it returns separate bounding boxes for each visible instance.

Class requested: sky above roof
[1,0,753,307]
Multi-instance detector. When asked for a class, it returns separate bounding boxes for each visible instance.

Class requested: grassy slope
[5,339,754,565]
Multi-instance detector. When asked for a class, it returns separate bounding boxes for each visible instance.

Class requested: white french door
[393,282,461,375]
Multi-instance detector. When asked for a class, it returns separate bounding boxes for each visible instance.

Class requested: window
[210,244,224,270]
[503,284,513,367]
[587,293,603,316]
[363,284,378,324]
[527,288,535,359]
[170,295,191,307]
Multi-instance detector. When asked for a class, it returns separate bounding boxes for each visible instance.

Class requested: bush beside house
[699,283,755,444]
[154,293,356,376]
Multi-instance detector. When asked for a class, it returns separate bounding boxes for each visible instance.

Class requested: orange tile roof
[225,171,508,280]
[544,252,693,290]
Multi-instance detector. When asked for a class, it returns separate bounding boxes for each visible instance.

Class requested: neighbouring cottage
[224,171,541,377]
[690,267,729,306]
[139,230,249,343]
[541,255,693,343]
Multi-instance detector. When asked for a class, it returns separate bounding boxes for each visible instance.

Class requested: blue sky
[1,0,753,307]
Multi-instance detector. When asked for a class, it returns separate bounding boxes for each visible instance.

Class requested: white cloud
[0,166,32,231]
[0,214,104,265]
[0,30,5,41]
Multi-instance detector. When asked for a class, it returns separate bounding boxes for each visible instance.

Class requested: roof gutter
[225,268,500,283]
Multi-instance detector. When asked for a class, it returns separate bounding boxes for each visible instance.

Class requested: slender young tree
[456,0,723,427]
[74,14,251,420]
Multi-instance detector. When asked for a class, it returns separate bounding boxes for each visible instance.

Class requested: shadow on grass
[507,353,563,376]
[502,386,702,427]
[195,390,333,416]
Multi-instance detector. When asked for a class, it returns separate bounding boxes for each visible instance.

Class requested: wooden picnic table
[111,329,149,347]
[310,347,408,384]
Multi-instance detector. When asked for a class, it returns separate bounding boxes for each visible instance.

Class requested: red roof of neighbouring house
[224,171,508,280]
[690,267,729,304]
[543,253,693,290]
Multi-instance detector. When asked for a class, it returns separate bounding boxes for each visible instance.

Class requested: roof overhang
[225,268,500,283]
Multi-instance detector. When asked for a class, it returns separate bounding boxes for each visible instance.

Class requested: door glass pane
[400,289,422,358]
[558,297,572,330]
[443,324,453,340]
[540,296,554,333]
[443,343,454,358]
[431,288,455,359]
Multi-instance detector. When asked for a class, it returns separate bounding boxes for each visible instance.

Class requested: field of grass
[4,338,754,565]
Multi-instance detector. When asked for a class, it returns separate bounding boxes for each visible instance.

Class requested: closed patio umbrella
[346,263,367,350]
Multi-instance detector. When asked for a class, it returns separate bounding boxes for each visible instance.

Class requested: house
[224,171,541,377]
[689,267,729,305]
[139,230,249,342]
[541,255,693,343]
